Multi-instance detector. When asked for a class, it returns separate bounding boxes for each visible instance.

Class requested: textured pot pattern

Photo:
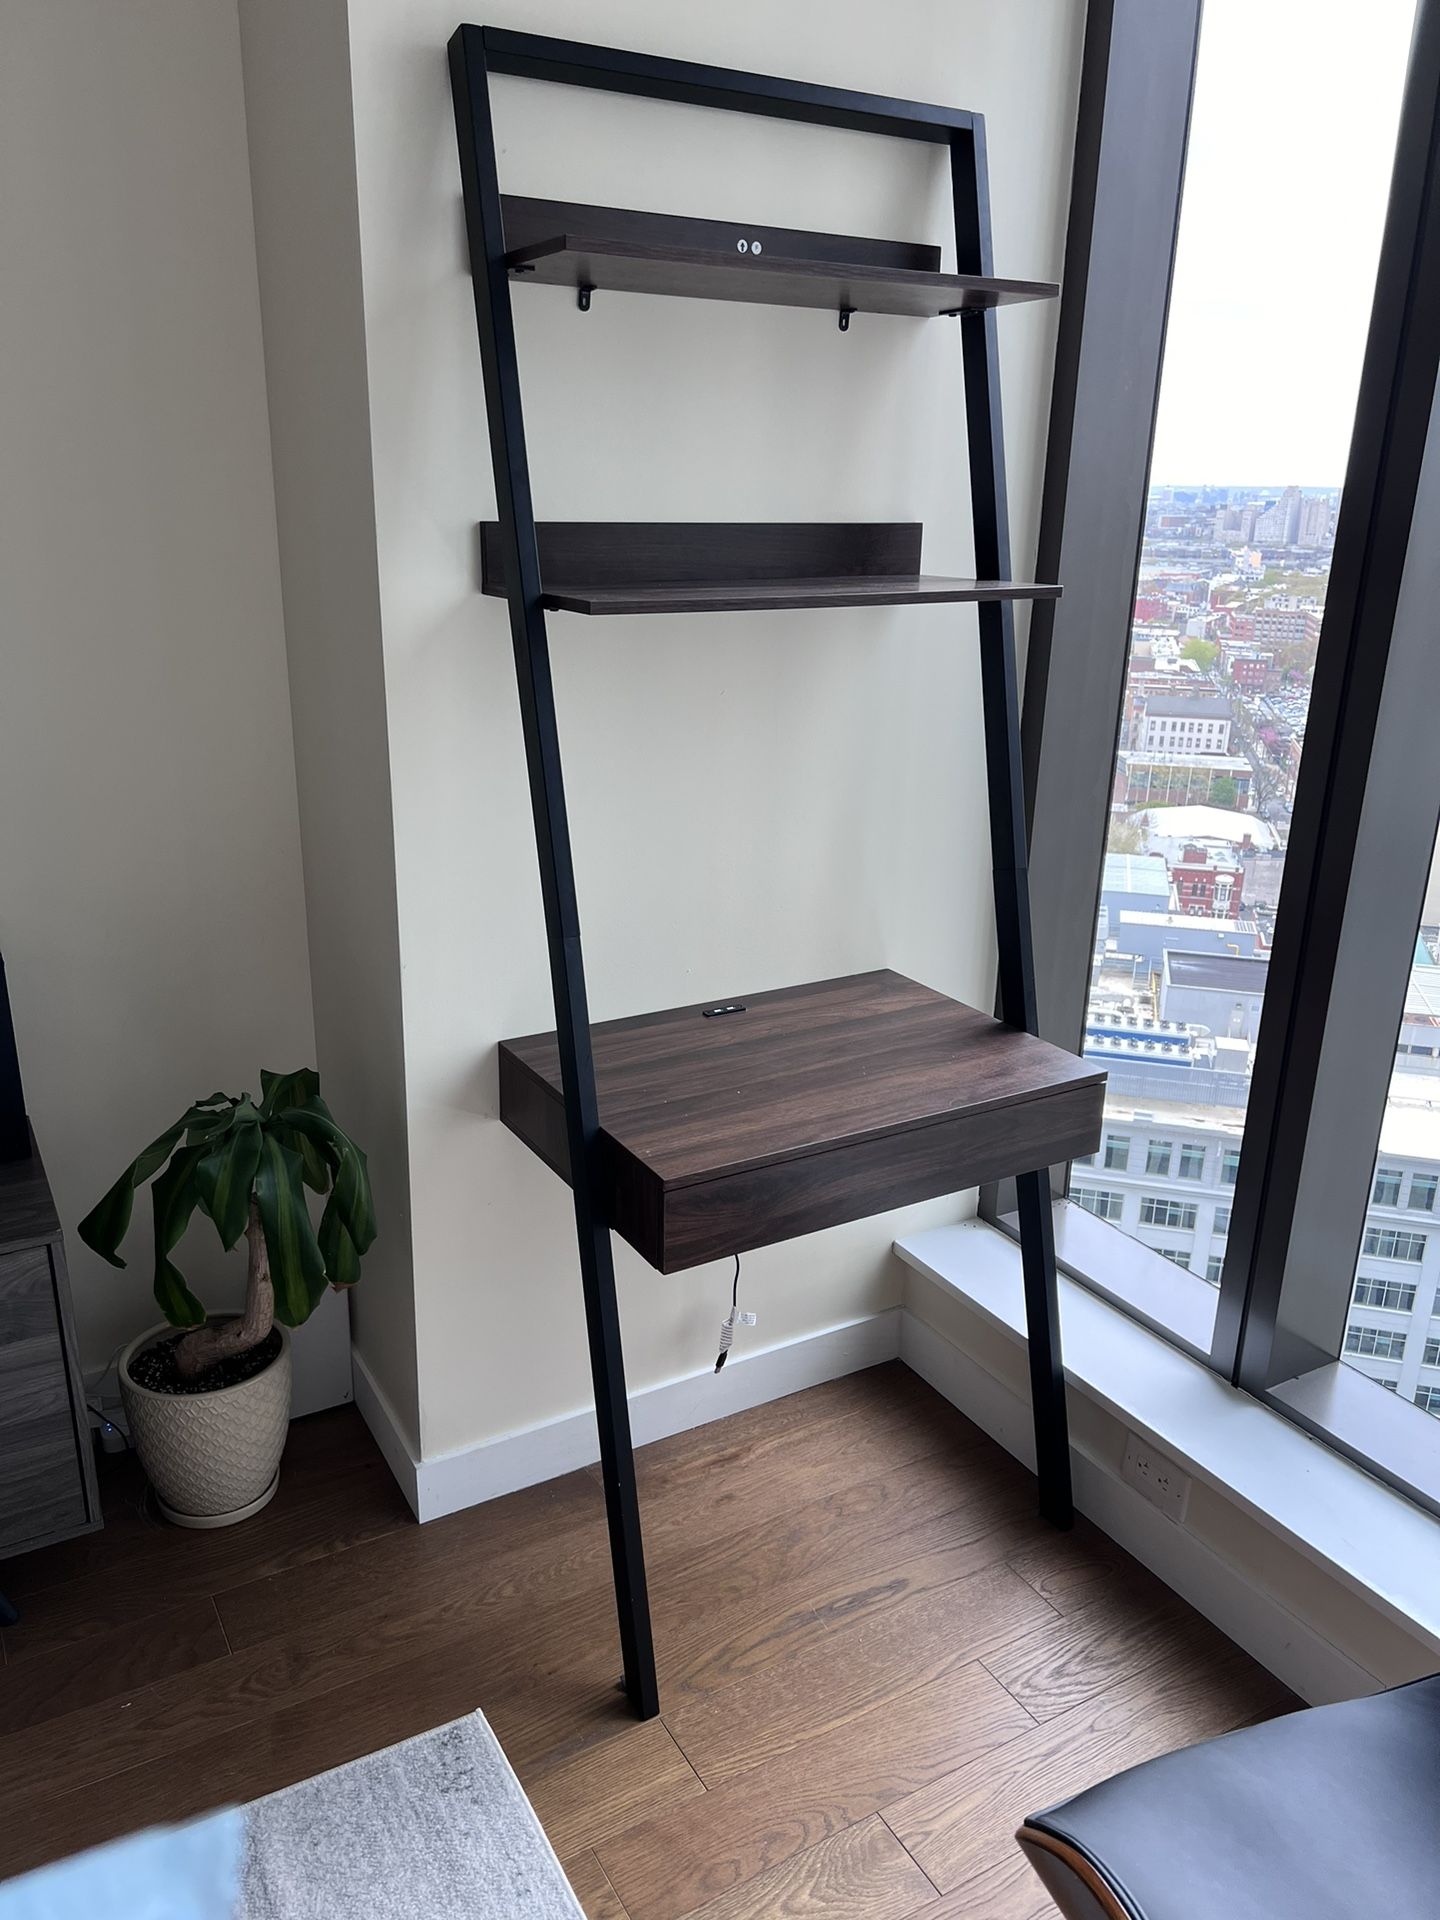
[119,1322,292,1521]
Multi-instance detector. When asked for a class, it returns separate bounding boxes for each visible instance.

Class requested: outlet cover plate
[1121,1430,1192,1522]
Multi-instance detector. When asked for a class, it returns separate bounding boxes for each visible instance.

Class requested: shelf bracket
[838,306,854,332]
[577,283,594,312]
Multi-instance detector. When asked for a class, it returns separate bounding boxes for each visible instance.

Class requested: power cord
[87,1399,129,1454]
[714,1254,756,1371]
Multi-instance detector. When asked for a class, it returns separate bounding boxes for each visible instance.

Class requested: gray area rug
[240,1712,584,1919]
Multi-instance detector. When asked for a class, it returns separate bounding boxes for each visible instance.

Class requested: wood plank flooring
[0,1362,1294,1915]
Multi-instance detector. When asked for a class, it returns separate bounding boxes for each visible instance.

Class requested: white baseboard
[358,1308,903,1524]
[352,1348,421,1515]
[899,1309,1377,1705]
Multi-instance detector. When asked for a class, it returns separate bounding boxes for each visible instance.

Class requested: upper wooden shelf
[498,970,1105,1273]
[500,195,1058,320]
[478,521,1062,617]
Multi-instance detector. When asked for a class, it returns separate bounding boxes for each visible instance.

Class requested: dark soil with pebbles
[127,1324,282,1396]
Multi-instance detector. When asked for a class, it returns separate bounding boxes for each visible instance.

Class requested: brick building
[1169,844,1245,918]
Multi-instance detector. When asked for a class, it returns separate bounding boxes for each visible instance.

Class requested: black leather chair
[1017,1674,1440,1919]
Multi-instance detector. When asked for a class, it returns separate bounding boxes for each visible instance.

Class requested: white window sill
[894,1219,1440,1660]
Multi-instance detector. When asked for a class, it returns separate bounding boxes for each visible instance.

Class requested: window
[1074,1187,1125,1222]
[1417,1387,1440,1415]
[1425,1338,1440,1367]
[1362,1227,1427,1263]
[1345,1326,1407,1360]
[1140,1197,1198,1231]
[1103,1134,1130,1172]
[1353,1276,1416,1312]
[1154,1247,1193,1269]
[1010,0,1432,1506]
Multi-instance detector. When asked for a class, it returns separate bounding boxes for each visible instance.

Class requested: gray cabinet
[0,1140,100,1557]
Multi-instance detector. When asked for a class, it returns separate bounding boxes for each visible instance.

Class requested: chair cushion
[1023,1673,1440,1920]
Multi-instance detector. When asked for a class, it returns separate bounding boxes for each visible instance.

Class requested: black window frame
[988,0,1440,1516]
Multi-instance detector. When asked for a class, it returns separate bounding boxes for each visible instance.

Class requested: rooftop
[1102,853,1171,899]
[1101,1092,1246,1139]
[1142,693,1234,719]
[1135,805,1279,849]
[1120,750,1254,772]
[1404,967,1440,1027]
[1118,910,1258,935]
[1097,1065,1440,1162]
[1164,950,1271,992]
[1378,1071,1440,1160]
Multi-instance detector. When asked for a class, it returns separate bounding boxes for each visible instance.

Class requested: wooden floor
[0,1363,1293,1916]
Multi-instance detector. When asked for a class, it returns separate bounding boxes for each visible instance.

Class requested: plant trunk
[174,1198,275,1380]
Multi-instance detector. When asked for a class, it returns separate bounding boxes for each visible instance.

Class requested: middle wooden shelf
[478,521,1063,616]
[498,970,1105,1273]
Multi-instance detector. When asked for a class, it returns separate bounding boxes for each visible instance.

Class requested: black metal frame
[986,0,1210,1333]
[449,21,1073,1718]
[1218,0,1440,1397]
[1012,0,1440,1514]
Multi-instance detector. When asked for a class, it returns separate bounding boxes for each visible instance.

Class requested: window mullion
[1219,0,1440,1389]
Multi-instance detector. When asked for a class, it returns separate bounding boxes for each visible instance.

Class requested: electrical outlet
[1121,1431,1191,1522]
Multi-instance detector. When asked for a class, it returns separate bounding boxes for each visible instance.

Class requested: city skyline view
[1071,2,1440,1428]
[1081,467,1440,1418]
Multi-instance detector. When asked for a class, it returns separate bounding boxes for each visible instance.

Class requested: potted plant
[79,1071,375,1528]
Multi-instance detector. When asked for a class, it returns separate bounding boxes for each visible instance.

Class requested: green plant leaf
[332,1144,377,1255]
[271,1114,342,1199]
[259,1068,320,1119]
[78,1103,223,1267]
[151,1144,208,1328]
[273,1109,375,1253]
[269,1120,338,1193]
[317,1193,360,1289]
[292,1129,332,1195]
[185,1105,238,1148]
[254,1133,327,1328]
[270,1105,344,1153]
[154,1260,207,1327]
[195,1114,262,1251]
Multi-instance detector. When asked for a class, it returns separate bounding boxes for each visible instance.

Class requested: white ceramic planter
[118,1322,292,1528]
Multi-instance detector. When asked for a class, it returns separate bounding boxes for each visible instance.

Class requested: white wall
[238,0,421,1446]
[339,0,1085,1458]
[0,2,318,1369]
